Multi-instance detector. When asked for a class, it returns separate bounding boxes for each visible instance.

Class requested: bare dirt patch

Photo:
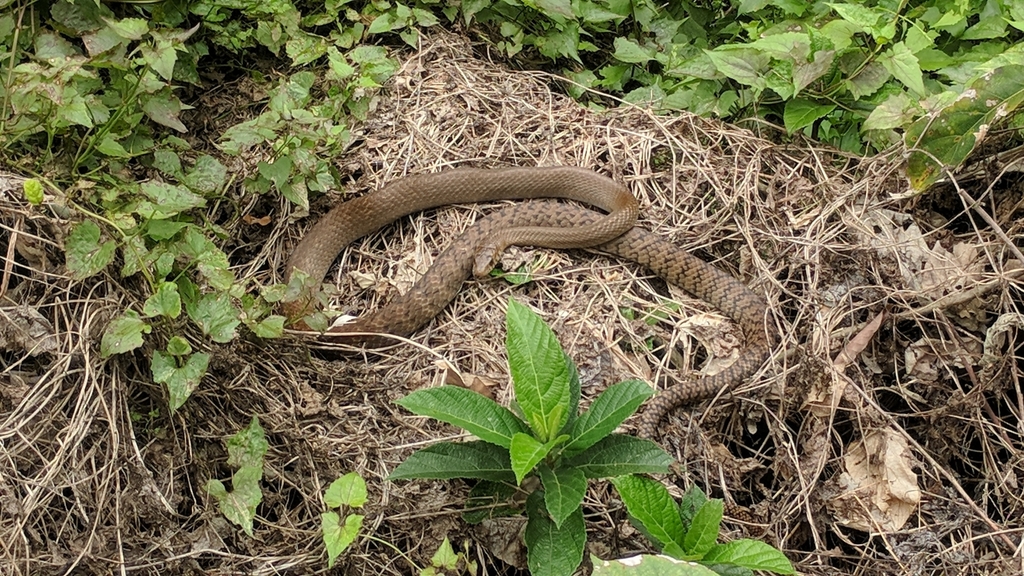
[3,31,1023,575]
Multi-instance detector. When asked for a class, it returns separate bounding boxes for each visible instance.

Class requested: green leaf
[563,435,672,478]
[611,475,686,558]
[538,464,587,528]
[183,155,227,194]
[177,227,234,290]
[702,539,795,574]
[534,0,574,19]
[138,181,205,217]
[613,37,655,63]
[563,380,652,456]
[389,442,515,482]
[880,43,925,96]
[189,293,240,343]
[152,350,210,411]
[66,220,116,280]
[166,336,191,356]
[23,179,44,205]
[142,91,188,132]
[906,65,1024,190]
[142,281,182,318]
[140,41,178,81]
[704,47,769,90]
[324,472,368,508]
[678,485,708,530]
[100,310,150,357]
[206,417,266,536]
[683,499,723,556]
[525,490,585,576]
[397,386,531,448]
[863,92,917,131]
[96,136,131,158]
[510,432,552,485]
[252,315,285,338]
[428,537,460,570]
[826,2,880,33]
[783,99,836,133]
[228,416,269,469]
[322,511,363,567]
[506,299,572,441]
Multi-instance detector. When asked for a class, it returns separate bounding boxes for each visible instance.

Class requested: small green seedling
[206,417,268,537]
[321,471,368,567]
[390,298,673,576]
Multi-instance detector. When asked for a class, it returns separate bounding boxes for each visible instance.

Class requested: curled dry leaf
[830,429,921,532]
[904,337,982,383]
[833,313,885,371]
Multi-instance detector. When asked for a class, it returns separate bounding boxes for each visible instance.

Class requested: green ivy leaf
[66,220,116,280]
[397,385,531,448]
[183,155,227,194]
[189,292,240,343]
[100,310,151,357]
[324,472,368,508]
[389,442,515,482]
[322,511,363,567]
[152,350,210,411]
[142,281,182,318]
[142,90,188,132]
[783,98,836,133]
[880,42,925,96]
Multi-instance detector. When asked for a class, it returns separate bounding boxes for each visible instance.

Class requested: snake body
[283,167,772,436]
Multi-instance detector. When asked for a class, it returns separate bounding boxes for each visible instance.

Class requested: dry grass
[3,31,1024,575]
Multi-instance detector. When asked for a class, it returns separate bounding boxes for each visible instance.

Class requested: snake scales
[283,167,772,437]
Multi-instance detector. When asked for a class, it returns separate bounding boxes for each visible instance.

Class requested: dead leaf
[0,306,59,356]
[829,429,921,532]
[242,214,272,226]
[833,313,885,371]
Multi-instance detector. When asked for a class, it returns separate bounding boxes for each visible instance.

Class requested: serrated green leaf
[397,386,530,448]
[525,490,585,576]
[325,471,368,508]
[228,416,268,469]
[783,99,835,133]
[253,315,285,338]
[139,181,205,216]
[678,485,708,530]
[704,47,769,90]
[613,37,655,63]
[563,435,672,478]
[188,292,239,343]
[152,350,209,411]
[100,310,150,357]
[534,0,574,20]
[611,475,686,558]
[563,380,652,456]
[66,220,116,280]
[140,41,177,81]
[506,299,572,441]
[702,539,795,574]
[142,281,181,318]
[880,43,925,96]
[429,537,459,569]
[183,155,227,194]
[322,511,363,567]
[510,432,551,485]
[538,464,587,528]
[683,499,722,556]
[142,91,187,132]
[389,442,514,482]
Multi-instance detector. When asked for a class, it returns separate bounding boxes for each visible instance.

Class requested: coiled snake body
[283,167,772,437]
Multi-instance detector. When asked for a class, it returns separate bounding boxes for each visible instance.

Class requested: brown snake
[283,167,772,437]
